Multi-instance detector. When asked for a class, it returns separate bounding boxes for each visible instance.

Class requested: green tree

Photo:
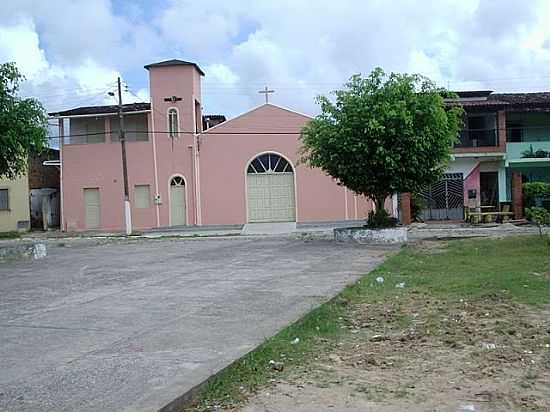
[0,62,48,178]
[301,68,463,227]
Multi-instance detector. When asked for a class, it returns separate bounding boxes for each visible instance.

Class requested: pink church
[50,59,376,232]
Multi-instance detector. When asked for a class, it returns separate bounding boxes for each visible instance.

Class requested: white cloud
[205,63,240,85]
[2,0,550,118]
[0,17,120,111]
[158,0,241,58]
[0,19,48,79]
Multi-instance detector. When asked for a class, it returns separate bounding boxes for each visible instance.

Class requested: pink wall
[199,104,373,225]
[62,117,157,231]
[149,65,201,227]
[62,64,203,232]
[61,64,376,232]
[463,163,480,207]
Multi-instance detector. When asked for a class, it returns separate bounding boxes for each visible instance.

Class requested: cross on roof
[258,86,274,104]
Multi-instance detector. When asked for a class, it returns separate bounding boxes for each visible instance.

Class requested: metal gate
[419,173,464,221]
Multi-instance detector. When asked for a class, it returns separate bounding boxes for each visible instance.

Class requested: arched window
[170,176,185,186]
[168,108,179,137]
[247,153,292,174]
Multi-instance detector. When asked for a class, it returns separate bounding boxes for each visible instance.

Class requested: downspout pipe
[58,119,65,231]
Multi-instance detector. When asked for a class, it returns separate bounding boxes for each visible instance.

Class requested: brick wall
[400,192,412,225]
[511,172,523,219]
[497,110,507,148]
[28,150,60,190]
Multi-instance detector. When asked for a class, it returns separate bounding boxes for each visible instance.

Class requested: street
[0,236,390,411]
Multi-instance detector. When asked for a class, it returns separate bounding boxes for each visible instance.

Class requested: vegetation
[410,192,426,222]
[523,181,550,208]
[526,207,550,238]
[0,62,48,179]
[197,299,345,410]
[300,68,463,227]
[521,145,550,159]
[365,208,398,228]
[190,236,550,410]
[0,231,21,239]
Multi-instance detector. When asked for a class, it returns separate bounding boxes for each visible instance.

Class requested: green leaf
[0,62,48,179]
[300,68,464,200]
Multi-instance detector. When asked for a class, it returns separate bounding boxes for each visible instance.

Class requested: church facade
[51,59,375,232]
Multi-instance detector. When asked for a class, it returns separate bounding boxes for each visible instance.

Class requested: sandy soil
[239,295,550,411]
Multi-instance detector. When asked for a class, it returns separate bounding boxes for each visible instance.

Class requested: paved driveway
[0,237,391,411]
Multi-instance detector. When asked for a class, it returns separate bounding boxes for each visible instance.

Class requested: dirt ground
[239,292,550,411]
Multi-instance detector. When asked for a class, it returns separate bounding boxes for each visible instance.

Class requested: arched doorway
[246,152,296,223]
[170,176,187,226]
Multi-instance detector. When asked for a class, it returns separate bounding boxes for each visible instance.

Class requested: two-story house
[50,59,376,232]
[419,90,550,221]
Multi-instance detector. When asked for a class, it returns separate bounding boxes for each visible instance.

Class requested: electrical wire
[44,124,550,140]
[24,82,118,100]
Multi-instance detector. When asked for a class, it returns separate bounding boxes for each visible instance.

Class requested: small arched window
[170,176,185,186]
[168,108,179,137]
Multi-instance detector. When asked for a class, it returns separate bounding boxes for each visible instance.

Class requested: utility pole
[117,77,132,235]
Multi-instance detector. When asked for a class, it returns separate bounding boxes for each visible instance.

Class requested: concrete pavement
[0,236,392,411]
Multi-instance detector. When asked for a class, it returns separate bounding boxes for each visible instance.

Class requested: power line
[44,124,550,140]
[25,82,118,100]
[44,130,305,140]
[19,73,550,108]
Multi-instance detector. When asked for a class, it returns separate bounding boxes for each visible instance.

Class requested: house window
[168,108,179,137]
[68,117,106,144]
[0,189,8,210]
[247,153,292,174]
[134,185,151,209]
[111,114,149,142]
[507,123,523,142]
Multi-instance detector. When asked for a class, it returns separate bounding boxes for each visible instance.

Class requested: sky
[2,0,550,119]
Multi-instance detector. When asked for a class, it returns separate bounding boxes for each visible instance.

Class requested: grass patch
[0,231,21,239]
[359,236,550,306]
[190,236,550,411]
[196,297,348,409]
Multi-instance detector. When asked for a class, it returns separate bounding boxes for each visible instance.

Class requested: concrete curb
[334,226,408,244]
[0,242,47,261]
[158,355,247,412]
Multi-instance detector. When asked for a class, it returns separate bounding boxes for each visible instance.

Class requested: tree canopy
[300,68,463,225]
[0,62,48,179]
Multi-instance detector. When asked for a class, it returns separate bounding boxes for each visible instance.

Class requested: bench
[467,211,515,224]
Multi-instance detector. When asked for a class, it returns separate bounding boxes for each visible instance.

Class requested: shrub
[523,182,550,208]
[535,149,550,158]
[526,207,550,225]
[526,207,550,237]
[366,208,399,229]
[411,193,426,222]
[521,145,550,159]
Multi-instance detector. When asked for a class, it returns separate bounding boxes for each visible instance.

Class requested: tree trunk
[375,196,386,214]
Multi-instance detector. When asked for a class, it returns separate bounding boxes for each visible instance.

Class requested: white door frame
[167,174,189,226]
[244,151,298,223]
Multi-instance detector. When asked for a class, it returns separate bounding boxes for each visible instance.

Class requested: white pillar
[124,200,132,235]
[392,194,399,217]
